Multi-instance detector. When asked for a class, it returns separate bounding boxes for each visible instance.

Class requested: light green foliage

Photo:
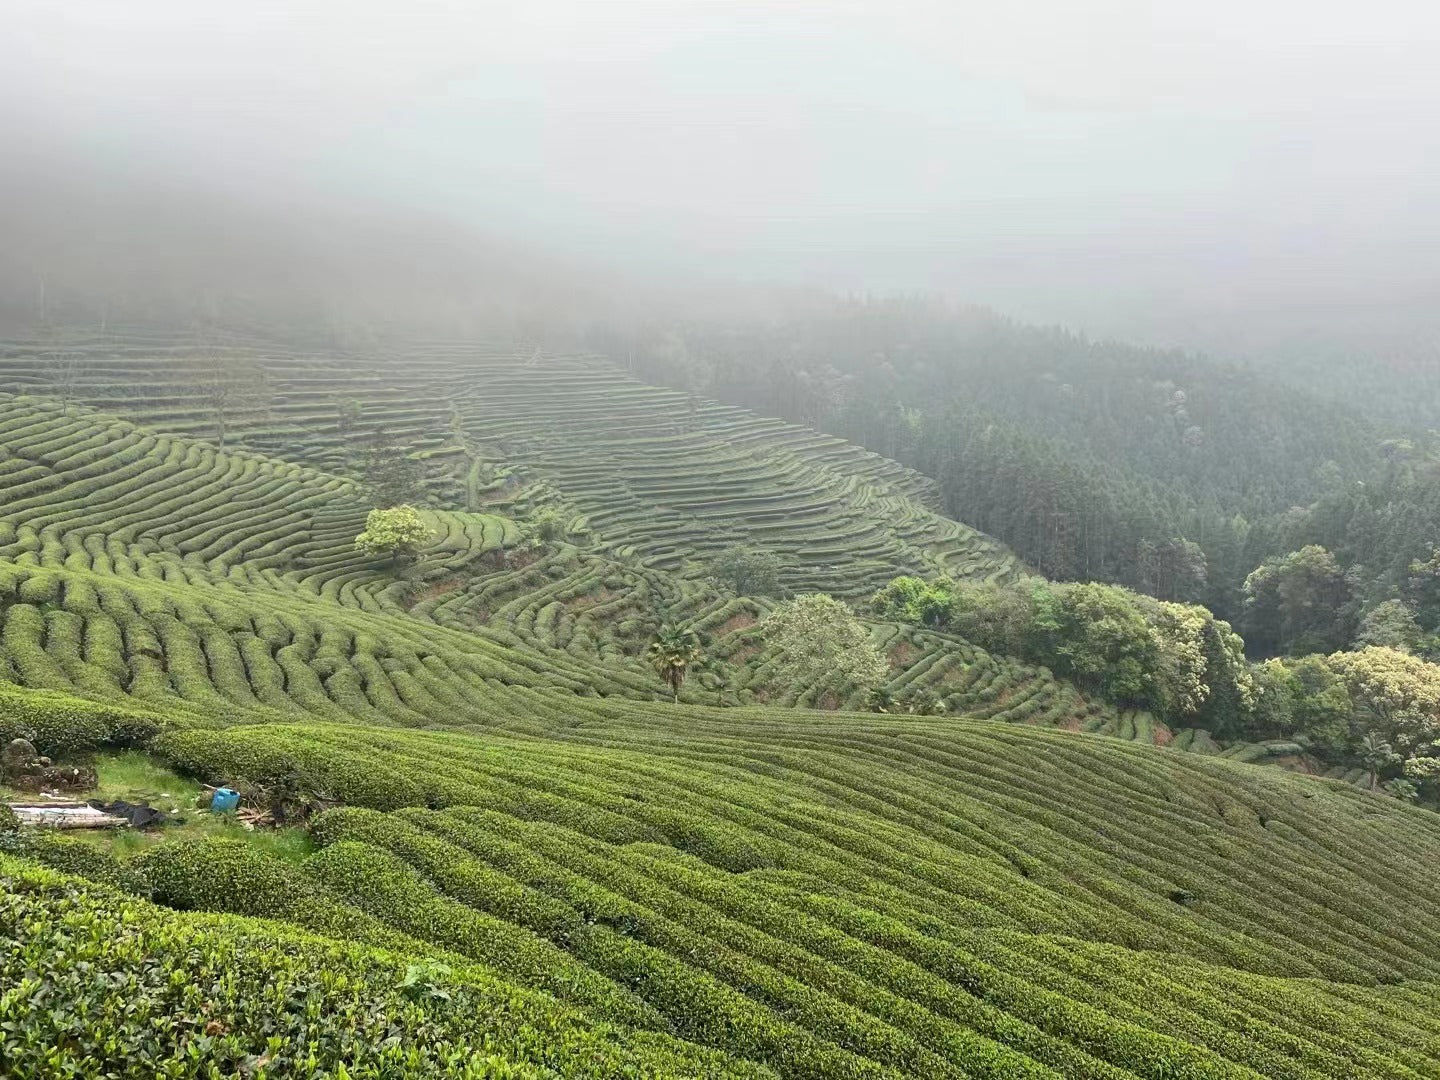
[1267,655,1355,754]
[765,593,889,694]
[870,574,953,627]
[525,507,567,546]
[137,718,1440,1077]
[1043,582,1160,704]
[0,684,174,757]
[874,571,1440,785]
[1404,755,1440,791]
[134,837,399,944]
[1326,646,1440,779]
[0,857,763,1078]
[875,575,1254,726]
[3,336,1440,1075]
[1355,599,1425,653]
[0,348,1039,739]
[1147,602,1213,716]
[355,505,435,566]
[1248,658,1299,736]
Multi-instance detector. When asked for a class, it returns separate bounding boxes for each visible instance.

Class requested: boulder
[2,737,40,779]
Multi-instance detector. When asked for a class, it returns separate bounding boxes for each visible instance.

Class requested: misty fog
[4,0,1440,361]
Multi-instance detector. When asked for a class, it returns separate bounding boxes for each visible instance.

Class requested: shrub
[13,832,146,894]
[133,836,409,947]
[0,684,172,755]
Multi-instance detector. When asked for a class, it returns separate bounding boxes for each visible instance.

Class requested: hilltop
[1,331,1439,1078]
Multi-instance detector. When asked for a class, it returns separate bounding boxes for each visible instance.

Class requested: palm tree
[1359,731,1398,791]
[647,627,704,703]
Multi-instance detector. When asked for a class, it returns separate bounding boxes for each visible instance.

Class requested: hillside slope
[0,330,1020,596]
[0,391,1094,720]
[0,332,1150,739]
[0,342,1437,1077]
[15,708,1440,1078]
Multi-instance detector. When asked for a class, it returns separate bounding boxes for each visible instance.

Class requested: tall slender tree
[647,627,704,703]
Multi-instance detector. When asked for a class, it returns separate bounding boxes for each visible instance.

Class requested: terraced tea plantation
[0,389,1082,725]
[1,331,1439,1078]
[0,330,1019,597]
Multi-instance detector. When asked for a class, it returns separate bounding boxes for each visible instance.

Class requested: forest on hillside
[595,298,1440,659]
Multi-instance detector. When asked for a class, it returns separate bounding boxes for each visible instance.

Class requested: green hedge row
[0,855,770,1079]
[0,681,184,755]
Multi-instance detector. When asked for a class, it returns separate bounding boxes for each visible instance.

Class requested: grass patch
[72,806,315,863]
[91,750,205,810]
[13,748,317,864]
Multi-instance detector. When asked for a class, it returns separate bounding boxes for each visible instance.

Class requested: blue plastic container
[211,787,240,813]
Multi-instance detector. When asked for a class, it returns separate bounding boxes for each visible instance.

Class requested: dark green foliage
[873,576,1251,724]
[1242,545,1355,657]
[602,302,1383,612]
[1411,547,1440,635]
[710,544,785,597]
[604,303,1440,663]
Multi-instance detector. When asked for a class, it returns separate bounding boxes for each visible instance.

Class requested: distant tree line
[872,576,1252,732]
[873,573,1440,801]
[592,298,1438,640]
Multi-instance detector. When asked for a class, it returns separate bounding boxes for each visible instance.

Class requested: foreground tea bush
[141,717,1440,1077]
[0,857,771,1079]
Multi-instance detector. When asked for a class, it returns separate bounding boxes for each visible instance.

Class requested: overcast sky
[5,0,1440,355]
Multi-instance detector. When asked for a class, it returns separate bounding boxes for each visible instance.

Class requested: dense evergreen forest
[595,299,1440,656]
